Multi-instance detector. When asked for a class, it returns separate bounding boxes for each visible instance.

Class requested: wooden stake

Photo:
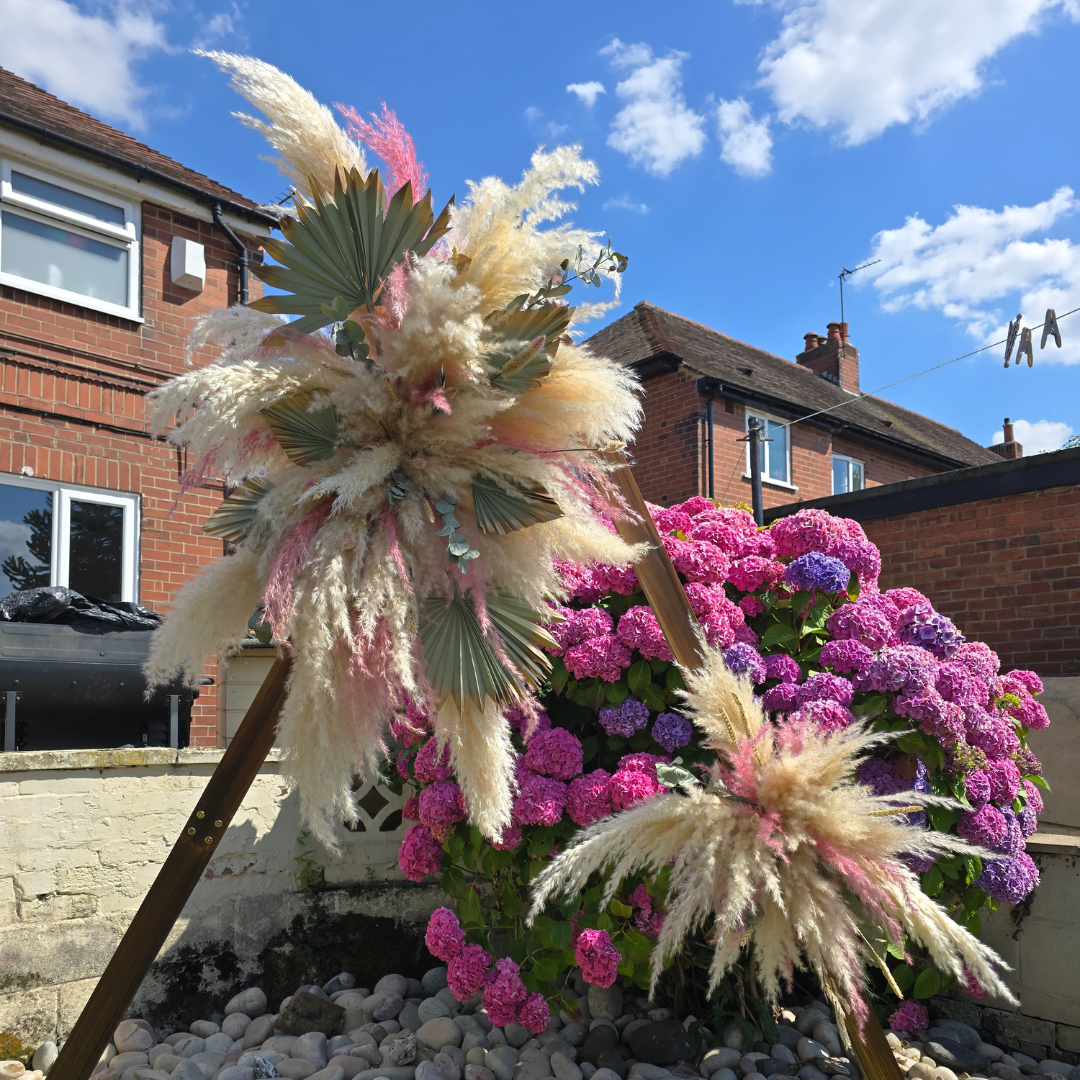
[605,462,902,1080]
[48,655,293,1080]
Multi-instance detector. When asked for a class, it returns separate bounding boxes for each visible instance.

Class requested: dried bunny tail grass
[435,697,517,841]
[143,548,264,688]
[199,51,366,196]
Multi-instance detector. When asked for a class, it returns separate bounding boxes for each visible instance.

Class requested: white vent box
[170,237,206,292]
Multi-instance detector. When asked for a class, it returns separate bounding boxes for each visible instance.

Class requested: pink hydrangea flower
[764,653,802,683]
[414,738,454,783]
[564,634,633,681]
[987,759,1022,805]
[739,595,765,617]
[826,595,899,651]
[1000,670,1044,697]
[524,726,583,780]
[649,503,693,536]
[517,992,551,1033]
[728,555,786,593]
[402,796,420,821]
[425,907,465,961]
[789,699,855,733]
[819,638,874,674]
[795,671,854,706]
[668,537,731,585]
[575,928,621,987]
[546,606,615,652]
[684,583,743,648]
[512,770,568,826]
[673,496,716,517]
[611,758,665,810]
[1022,778,1044,816]
[888,1001,929,1037]
[567,769,614,826]
[958,805,1008,847]
[593,562,640,596]
[447,942,492,999]
[419,781,466,834]
[617,606,675,661]
[483,957,528,1025]
[398,824,443,881]
[762,682,799,713]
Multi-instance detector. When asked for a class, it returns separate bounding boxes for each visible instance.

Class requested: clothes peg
[1041,308,1062,349]
[1017,326,1034,368]
[1003,313,1022,367]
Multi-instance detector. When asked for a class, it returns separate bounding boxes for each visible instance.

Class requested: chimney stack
[796,322,860,392]
[988,417,1024,460]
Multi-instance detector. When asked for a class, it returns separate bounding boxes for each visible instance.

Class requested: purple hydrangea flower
[819,638,874,674]
[795,671,855,707]
[764,653,802,683]
[652,711,693,751]
[598,698,650,738]
[897,603,965,658]
[978,852,1039,904]
[784,552,851,593]
[722,642,767,683]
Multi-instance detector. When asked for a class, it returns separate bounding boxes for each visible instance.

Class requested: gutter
[212,203,250,305]
[0,110,278,229]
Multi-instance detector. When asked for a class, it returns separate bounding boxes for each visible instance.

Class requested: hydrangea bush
[388,500,1048,1022]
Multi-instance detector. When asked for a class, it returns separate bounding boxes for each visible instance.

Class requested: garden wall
[0,745,442,1055]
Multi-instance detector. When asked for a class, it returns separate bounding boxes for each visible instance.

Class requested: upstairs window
[746,412,792,486]
[0,161,140,320]
[832,453,865,494]
[0,475,139,602]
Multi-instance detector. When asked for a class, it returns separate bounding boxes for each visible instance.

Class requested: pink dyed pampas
[337,101,428,200]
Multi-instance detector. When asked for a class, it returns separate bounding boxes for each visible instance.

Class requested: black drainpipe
[696,377,722,499]
[212,203,249,305]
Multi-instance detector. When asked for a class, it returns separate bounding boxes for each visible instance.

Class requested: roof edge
[763,445,1080,523]
[0,109,278,229]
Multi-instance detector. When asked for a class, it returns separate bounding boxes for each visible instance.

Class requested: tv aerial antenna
[838,259,880,325]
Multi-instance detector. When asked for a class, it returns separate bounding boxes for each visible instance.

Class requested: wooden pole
[48,654,293,1080]
[605,462,902,1080]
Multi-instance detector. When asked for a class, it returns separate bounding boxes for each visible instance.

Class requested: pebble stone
[421,999,454,1024]
[420,1019,465,1052]
[32,1045,58,1076]
[226,990,268,1018]
[292,1034,329,1070]
[435,1053,463,1080]
[487,1048,519,1080]
[115,1024,155,1056]
[551,1053,583,1080]
[276,1062,317,1080]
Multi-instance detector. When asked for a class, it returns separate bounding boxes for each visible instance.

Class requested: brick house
[0,68,277,745]
[587,301,1001,509]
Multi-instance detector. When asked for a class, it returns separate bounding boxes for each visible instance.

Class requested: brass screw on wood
[214,820,223,828]
[196,811,205,819]
[204,837,213,844]
[186,827,196,836]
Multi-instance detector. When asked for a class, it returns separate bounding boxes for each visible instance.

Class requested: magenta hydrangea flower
[628,883,664,936]
[524,726,583,780]
[414,737,454,783]
[819,638,874,674]
[564,634,633,681]
[491,826,523,851]
[575,928,621,987]
[978,851,1039,904]
[567,769,614,826]
[419,781,466,836]
[684,583,744,649]
[617,606,675,661]
[856,645,937,694]
[764,653,802,684]
[611,762,665,811]
[964,769,991,806]
[545,605,615,652]
[987,759,1021,805]
[1000,689,1051,730]
[1023,778,1044,816]
[593,562,640,596]
[483,957,528,1025]
[652,711,693,752]
[649,504,693,536]
[958,805,1007,847]
[598,698,650,738]
[447,942,492,1000]
[826,595,899,651]
[888,1001,929,1037]
[762,682,799,713]
[674,495,717,517]
[936,661,991,708]
[954,640,1000,685]
[398,824,444,881]
[795,671,855,706]
[1000,669,1044,697]
[994,807,1024,857]
[425,907,465,961]
[722,642,767,683]
[970,716,1021,760]
[790,699,855,733]
[402,796,420,821]
[517,992,551,1033]
[739,595,765,617]
[512,770,567,826]
[728,555,786,592]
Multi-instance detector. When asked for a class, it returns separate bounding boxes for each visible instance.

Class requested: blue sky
[3,0,1080,453]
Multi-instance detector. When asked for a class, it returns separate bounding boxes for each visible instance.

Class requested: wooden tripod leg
[49,655,293,1080]
[606,462,902,1080]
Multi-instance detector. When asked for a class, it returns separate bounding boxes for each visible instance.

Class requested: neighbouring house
[587,301,1002,508]
[0,67,278,745]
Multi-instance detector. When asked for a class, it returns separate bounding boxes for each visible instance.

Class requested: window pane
[767,418,789,483]
[0,484,52,594]
[1,212,128,306]
[833,458,848,494]
[11,171,126,227]
[68,501,124,601]
[851,460,864,490]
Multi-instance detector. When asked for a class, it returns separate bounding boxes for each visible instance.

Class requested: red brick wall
[861,484,1080,676]
[629,375,941,510]
[0,202,264,744]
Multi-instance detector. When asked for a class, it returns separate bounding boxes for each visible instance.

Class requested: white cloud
[864,187,1080,364]
[992,418,1075,453]
[524,106,544,123]
[547,121,569,138]
[715,97,773,177]
[601,38,708,177]
[0,0,169,129]
[567,81,606,107]
[193,3,246,49]
[753,0,1078,145]
[603,195,650,214]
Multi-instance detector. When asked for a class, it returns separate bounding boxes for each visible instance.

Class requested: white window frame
[832,452,865,495]
[0,473,140,601]
[0,158,142,321]
[745,411,797,490]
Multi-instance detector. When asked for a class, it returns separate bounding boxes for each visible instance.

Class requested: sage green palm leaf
[485,306,573,393]
[485,593,559,689]
[250,167,453,334]
[262,391,344,465]
[202,476,275,544]
[471,474,563,534]
[419,593,518,709]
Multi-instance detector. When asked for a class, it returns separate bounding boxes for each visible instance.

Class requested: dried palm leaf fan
[530,647,1018,1039]
[145,53,643,850]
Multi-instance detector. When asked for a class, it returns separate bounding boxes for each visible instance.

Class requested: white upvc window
[745,411,793,487]
[0,473,140,602]
[832,453,865,494]
[0,159,141,320]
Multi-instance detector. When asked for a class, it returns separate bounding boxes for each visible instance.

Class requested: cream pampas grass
[530,647,1017,1033]
[146,56,642,851]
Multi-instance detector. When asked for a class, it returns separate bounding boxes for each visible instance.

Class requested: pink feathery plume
[262,501,333,638]
[235,428,278,469]
[380,509,414,596]
[336,102,428,201]
[171,442,223,512]
[812,834,906,946]
[383,259,412,327]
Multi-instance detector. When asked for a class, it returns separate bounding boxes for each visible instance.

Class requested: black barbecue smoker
[0,587,200,752]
